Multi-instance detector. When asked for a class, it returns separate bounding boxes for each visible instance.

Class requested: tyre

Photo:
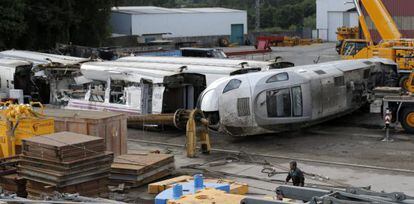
[398,75,410,91]
[400,107,414,133]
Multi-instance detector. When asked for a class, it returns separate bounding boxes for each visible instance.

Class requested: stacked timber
[110,153,174,187]
[41,108,127,156]
[18,132,113,199]
[0,174,27,197]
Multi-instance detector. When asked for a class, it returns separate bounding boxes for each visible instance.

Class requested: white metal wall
[328,12,343,42]
[316,0,358,41]
[110,12,132,35]
[130,12,247,37]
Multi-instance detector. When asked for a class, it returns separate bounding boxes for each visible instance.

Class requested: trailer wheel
[401,108,414,133]
[399,75,410,91]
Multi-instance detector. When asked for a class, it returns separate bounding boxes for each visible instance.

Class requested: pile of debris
[110,153,174,187]
[18,132,113,199]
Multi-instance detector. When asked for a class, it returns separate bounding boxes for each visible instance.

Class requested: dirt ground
[114,43,414,203]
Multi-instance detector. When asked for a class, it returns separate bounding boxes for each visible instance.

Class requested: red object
[256,36,284,42]
[224,36,281,56]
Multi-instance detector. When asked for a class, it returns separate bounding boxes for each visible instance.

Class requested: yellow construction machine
[338,0,414,90]
[0,102,54,158]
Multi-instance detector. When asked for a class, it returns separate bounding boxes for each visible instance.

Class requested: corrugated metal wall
[364,0,414,42]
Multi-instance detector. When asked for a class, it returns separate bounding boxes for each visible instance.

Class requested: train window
[266,72,289,83]
[314,70,326,75]
[292,86,302,116]
[266,88,291,117]
[334,76,345,86]
[363,69,370,79]
[223,79,242,93]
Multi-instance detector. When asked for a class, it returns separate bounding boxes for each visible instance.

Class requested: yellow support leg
[186,110,211,158]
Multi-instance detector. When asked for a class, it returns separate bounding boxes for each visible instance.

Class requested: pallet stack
[0,174,27,197]
[110,153,174,187]
[18,132,113,199]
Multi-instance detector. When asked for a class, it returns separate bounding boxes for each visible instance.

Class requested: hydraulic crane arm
[359,0,402,40]
[353,0,373,44]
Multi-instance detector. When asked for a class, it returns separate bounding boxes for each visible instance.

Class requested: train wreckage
[199,58,397,136]
[0,50,399,136]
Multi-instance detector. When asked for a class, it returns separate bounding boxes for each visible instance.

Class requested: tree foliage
[0,0,26,49]
[0,0,118,50]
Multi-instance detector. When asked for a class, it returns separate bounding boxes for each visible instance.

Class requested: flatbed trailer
[370,86,414,133]
[382,94,414,133]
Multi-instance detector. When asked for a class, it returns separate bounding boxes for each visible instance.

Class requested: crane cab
[339,39,371,60]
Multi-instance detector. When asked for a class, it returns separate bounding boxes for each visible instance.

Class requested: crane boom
[360,0,401,40]
[353,0,372,44]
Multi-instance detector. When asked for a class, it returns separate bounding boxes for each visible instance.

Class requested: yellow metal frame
[0,103,54,158]
[186,109,211,158]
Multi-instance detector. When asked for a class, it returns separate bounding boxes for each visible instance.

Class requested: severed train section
[198,58,397,136]
[66,60,274,115]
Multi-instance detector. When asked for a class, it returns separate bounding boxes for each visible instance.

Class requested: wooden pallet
[26,178,108,199]
[109,153,174,187]
[22,132,105,162]
[0,174,27,197]
[19,132,113,195]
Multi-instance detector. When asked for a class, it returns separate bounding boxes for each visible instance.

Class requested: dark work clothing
[286,168,305,187]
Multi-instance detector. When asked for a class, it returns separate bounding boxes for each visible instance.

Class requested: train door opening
[141,79,153,114]
[162,73,206,113]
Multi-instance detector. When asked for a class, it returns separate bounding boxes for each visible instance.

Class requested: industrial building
[315,0,359,41]
[110,6,247,45]
[316,0,414,42]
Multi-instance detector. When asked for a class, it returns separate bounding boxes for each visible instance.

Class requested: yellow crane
[338,0,414,90]
[0,102,54,158]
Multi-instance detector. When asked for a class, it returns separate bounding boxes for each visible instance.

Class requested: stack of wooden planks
[110,153,174,187]
[0,174,27,197]
[18,132,113,199]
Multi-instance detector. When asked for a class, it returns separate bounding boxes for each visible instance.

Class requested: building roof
[112,6,245,15]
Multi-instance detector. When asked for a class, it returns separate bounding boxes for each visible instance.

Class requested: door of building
[231,24,244,45]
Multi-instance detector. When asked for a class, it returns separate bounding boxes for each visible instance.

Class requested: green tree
[0,0,118,50]
[274,4,304,29]
[0,0,26,49]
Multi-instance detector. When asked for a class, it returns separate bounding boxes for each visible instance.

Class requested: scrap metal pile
[18,131,113,199]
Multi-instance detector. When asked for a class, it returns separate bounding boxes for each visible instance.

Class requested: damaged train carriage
[67,61,270,115]
[199,58,397,136]
[116,56,294,69]
[0,50,90,104]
